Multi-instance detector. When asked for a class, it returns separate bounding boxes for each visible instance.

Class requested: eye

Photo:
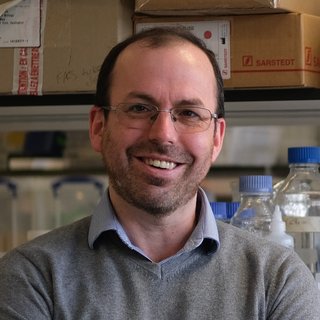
[123,103,154,114]
[174,107,202,120]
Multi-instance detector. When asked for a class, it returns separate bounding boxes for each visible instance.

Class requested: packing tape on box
[11,0,47,95]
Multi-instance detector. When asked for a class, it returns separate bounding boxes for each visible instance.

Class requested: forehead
[113,39,215,84]
[110,38,217,108]
[119,37,210,64]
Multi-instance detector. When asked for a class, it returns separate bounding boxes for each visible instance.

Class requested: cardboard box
[134,13,320,89]
[0,0,134,95]
[226,13,320,88]
[135,0,320,17]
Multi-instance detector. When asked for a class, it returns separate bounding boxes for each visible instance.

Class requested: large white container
[52,176,105,228]
[0,177,18,255]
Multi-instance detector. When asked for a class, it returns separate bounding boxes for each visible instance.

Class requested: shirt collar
[187,188,220,253]
[88,188,220,254]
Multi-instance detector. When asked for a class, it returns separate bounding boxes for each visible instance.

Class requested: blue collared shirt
[88,188,220,261]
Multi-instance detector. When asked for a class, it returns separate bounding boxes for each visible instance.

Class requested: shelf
[225,99,320,126]
[1,89,320,131]
[0,104,91,131]
[225,88,320,126]
[0,94,92,131]
[0,163,289,177]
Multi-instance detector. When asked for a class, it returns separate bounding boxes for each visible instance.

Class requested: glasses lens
[172,106,212,133]
[117,103,157,129]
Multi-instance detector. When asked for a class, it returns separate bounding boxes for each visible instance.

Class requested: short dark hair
[95,27,225,118]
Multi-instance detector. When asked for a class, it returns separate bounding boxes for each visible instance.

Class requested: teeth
[144,158,177,169]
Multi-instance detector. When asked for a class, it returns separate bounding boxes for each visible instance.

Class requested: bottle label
[283,216,320,232]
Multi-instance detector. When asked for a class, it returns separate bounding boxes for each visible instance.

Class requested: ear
[211,118,226,163]
[89,106,105,152]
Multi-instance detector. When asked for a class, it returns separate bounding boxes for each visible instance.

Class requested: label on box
[284,216,320,233]
[12,47,43,95]
[12,0,46,95]
[0,0,40,47]
[135,20,230,79]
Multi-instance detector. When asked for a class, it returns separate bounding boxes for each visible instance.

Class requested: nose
[147,110,178,143]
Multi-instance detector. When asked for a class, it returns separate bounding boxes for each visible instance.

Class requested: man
[0,28,319,319]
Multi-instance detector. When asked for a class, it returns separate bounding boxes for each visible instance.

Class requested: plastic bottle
[230,175,273,237]
[274,146,320,275]
[265,205,294,248]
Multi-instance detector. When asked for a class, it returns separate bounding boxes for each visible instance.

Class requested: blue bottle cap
[288,146,320,164]
[226,202,240,220]
[239,175,273,193]
[210,202,227,220]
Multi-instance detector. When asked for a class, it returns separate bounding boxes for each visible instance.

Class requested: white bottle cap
[271,205,286,233]
[267,205,294,249]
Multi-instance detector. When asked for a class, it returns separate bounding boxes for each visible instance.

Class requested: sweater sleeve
[0,249,53,320]
[265,249,320,320]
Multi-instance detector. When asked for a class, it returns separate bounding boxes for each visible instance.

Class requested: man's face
[90,40,225,215]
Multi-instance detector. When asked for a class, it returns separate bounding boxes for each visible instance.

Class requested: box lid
[135,0,320,16]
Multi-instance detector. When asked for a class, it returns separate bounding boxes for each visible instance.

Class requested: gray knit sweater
[0,215,320,319]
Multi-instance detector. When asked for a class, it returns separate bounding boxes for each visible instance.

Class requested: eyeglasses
[100,103,218,134]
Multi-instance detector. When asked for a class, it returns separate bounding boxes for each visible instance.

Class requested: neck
[109,188,198,262]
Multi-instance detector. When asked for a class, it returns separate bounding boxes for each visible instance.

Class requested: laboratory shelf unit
[1,88,320,131]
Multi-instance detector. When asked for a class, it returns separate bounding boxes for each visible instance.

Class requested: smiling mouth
[143,158,177,170]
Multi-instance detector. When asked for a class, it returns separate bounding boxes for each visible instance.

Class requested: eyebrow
[125,92,157,105]
[125,91,205,107]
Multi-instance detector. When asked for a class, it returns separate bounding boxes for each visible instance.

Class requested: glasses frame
[99,103,219,134]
